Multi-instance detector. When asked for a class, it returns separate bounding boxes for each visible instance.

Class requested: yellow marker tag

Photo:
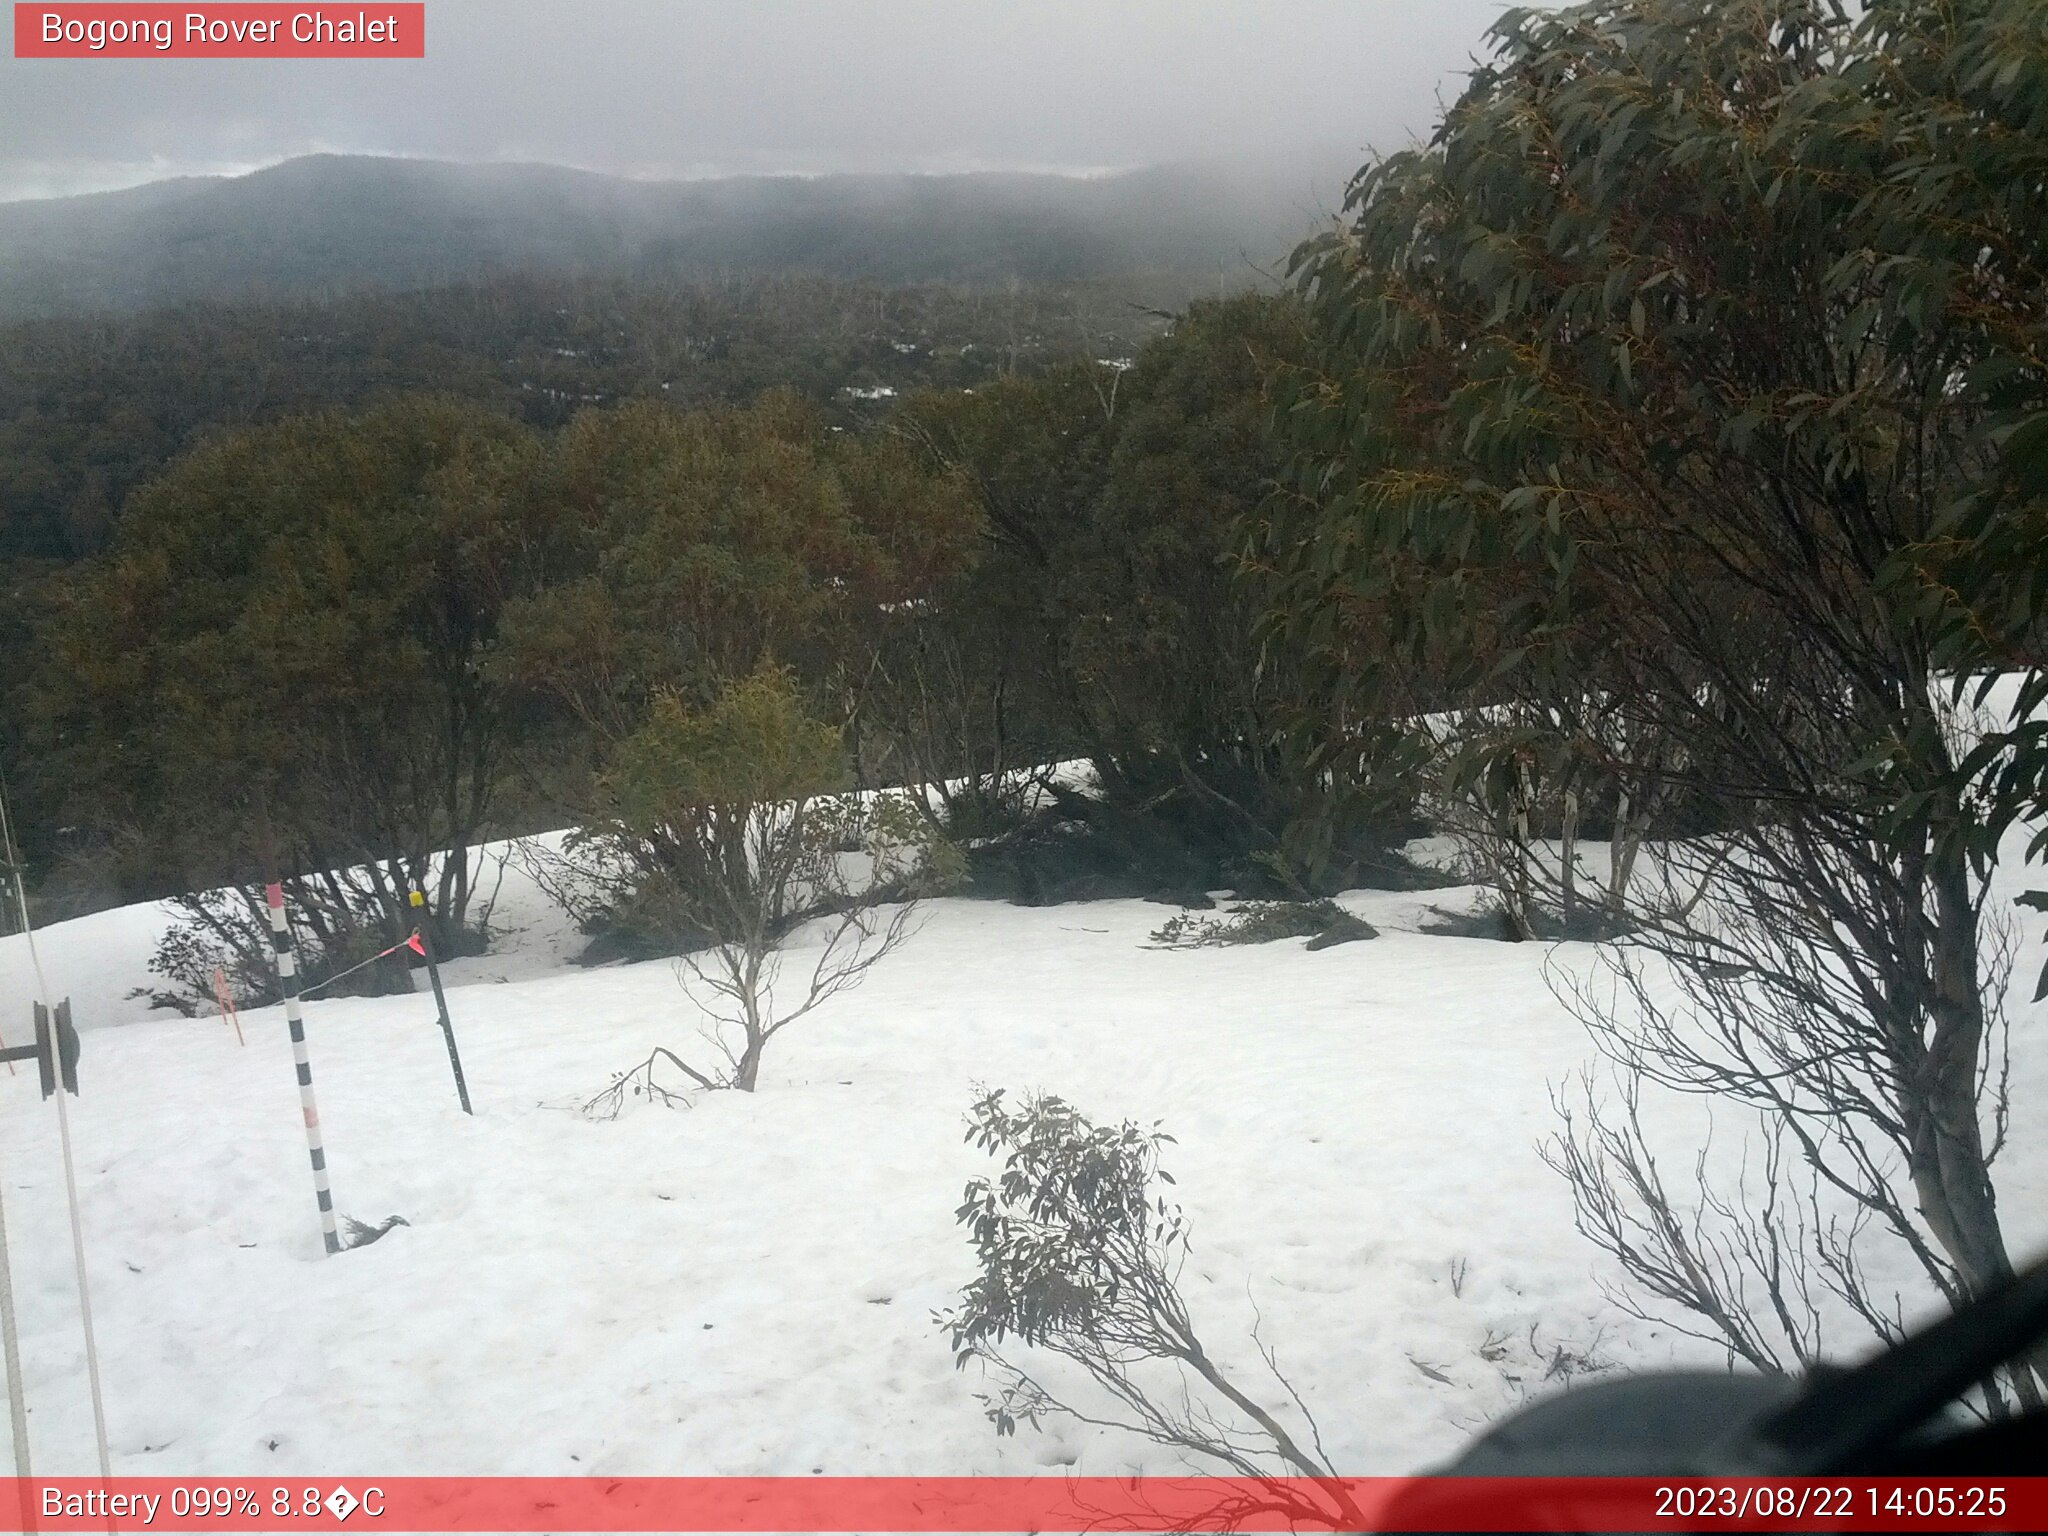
[409,890,425,907]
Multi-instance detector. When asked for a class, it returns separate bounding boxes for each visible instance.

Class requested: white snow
[0,835,2043,1479]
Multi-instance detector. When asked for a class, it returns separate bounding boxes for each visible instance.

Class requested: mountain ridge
[0,149,1356,321]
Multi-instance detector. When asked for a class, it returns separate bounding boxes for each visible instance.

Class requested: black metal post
[8,999,79,1097]
[410,888,472,1114]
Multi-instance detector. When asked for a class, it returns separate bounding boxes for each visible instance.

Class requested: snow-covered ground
[0,836,2043,1479]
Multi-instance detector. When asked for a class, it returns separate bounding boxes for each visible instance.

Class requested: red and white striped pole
[265,881,341,1256]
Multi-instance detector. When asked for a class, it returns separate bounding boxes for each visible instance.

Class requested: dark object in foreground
[341,1213,410,1249]
[1388,1254,2046,1532]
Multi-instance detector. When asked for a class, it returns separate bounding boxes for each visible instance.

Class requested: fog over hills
[0,148,1361,321]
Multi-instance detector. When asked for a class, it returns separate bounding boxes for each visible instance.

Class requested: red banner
[14,5,424,58]
[9,1476,2045,1532]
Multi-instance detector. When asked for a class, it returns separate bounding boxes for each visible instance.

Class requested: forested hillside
[0,151,1336,322]
[0,271,1173,562]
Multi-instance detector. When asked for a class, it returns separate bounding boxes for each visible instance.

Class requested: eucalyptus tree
[1260,0,2047,1400]
[37,396,549,998]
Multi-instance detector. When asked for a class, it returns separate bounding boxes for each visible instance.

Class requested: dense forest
[4,289,1306,911]
[2,0,2046,1414]
[0,269,1184,561]
[0,268,1183,852]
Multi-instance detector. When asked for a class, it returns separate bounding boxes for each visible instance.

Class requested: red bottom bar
[11,1476,2045,1532]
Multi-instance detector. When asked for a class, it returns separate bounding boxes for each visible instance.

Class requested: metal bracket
[1,1000,79,1097]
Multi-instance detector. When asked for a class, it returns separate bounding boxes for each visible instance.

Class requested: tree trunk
[1503,758,1536,941]
[1609,782,1636,909]
[731,1040,763,1093]
[1560,786,1580,924]
[1907,833,2042,1408]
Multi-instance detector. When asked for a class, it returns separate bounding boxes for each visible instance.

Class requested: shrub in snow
[148,873,501,1009]
[941,1090,1361,1526]
[583,664,958,1107]
[1147,898,1375,951]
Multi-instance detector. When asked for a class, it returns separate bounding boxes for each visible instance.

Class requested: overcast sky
[0,1,1524,203]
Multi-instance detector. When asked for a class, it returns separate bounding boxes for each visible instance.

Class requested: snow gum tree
[1260,0,2048,1405]
[583,663,956,1102]
[33,395,549,999]
[897,299,1425,900]
[497,391,977,743]
[497,390,977,939]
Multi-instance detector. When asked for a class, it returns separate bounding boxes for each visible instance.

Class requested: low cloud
[0,0,1523,201]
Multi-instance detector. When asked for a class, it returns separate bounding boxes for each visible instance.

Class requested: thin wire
[0,1119,30,1482]
[0,772,113,1480]
[0,772,37,1482]
[48,1033,112,1477]
[297,929,420,999]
